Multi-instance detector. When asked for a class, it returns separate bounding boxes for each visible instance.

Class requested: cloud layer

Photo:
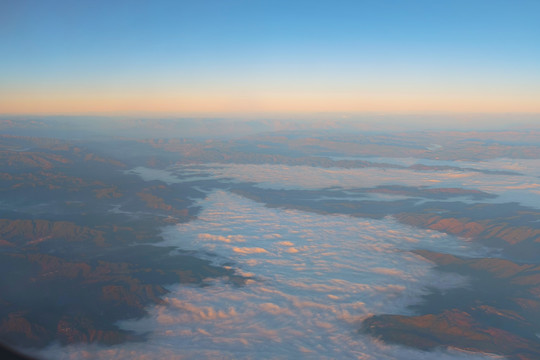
[36,191,501,359]
[167,157,540,209]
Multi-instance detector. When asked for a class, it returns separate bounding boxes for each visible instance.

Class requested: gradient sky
[1,0,539,116]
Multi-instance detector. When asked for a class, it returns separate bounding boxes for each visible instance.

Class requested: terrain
[0,118,539,359]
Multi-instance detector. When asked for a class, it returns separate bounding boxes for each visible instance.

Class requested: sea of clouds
[162,157,540,209]
[36,190,503,359]
[125,156,540,209]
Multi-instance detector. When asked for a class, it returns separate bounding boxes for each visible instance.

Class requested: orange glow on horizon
[1,91,540,116]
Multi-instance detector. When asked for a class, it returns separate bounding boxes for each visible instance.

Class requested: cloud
[232,247,269,254]
[127,156,540,210]
[168,159,540,209]
[34,190,498,360]
[263,233,282,239]
[259,303,294,316]
[198,233,246,243]
[277,241,294,246]
[371,267,406,277]
[124,167,183,185]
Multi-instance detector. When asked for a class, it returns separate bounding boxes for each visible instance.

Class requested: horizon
[2,113,540,134]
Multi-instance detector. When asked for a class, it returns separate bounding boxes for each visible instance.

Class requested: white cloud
[33,190,501,360]
[232,247,269,254]
[166,158,540,208]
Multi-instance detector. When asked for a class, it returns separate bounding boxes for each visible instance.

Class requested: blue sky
[1,0,539,115]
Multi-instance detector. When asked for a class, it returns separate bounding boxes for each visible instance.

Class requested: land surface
[0,118,539,359]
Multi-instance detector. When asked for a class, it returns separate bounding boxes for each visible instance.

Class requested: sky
[1,0,539,116]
